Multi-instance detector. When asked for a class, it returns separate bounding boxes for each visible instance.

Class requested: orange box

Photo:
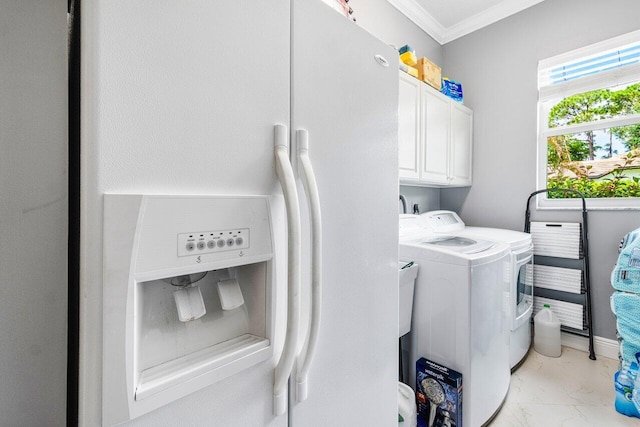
[417,57,442,90]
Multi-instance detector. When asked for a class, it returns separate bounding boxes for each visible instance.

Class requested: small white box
[399,261,419,337]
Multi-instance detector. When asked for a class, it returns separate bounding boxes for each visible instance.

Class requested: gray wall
[441,0,640,340]
[399,186,440,214]
[349,0,443,65]
[0,1,68,425]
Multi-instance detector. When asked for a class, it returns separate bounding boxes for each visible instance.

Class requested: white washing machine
[399,215,511,427]
[420,211,534,370]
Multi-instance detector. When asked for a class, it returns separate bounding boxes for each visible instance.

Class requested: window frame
[537,30,640,210]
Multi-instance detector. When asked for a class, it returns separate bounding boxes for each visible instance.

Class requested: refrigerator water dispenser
[102,195,281,425]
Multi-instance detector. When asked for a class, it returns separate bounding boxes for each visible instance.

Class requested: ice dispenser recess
[102,195,280,426]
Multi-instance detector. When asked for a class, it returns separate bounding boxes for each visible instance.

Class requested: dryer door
[513,250,534,330]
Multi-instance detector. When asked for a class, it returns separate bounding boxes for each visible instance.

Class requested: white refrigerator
[78,0,399,426]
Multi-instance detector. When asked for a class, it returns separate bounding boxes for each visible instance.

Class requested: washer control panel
[178,228,249,257]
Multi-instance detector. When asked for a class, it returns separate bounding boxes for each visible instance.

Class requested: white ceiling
[387,0,546,44]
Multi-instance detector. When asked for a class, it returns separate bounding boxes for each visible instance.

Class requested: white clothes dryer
[399,215,511,427]
[419,211,534,370]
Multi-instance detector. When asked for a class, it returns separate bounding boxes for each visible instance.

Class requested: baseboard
[561,332,619,360]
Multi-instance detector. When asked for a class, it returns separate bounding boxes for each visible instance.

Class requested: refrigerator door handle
[273,124,301,415]
[295,129,323,402]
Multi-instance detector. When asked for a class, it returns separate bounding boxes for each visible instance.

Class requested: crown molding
[444,0,545,43]
[386,0,446,45]
[387,0,546,45]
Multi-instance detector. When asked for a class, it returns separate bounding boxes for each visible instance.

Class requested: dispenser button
[178,227,250,257]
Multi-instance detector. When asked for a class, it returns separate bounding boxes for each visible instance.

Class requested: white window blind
[540,44,640,87]
[539,30,640,101]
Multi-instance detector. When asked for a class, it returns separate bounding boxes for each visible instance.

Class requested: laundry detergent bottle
[534,304,562,357]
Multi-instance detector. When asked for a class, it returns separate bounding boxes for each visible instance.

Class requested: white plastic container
[398,382,417,427]
[534,304,561,357]
[399,261,419,337]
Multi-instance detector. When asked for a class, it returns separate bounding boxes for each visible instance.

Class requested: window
[537,30,640,209]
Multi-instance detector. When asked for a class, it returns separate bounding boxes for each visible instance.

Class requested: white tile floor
[489,346,640,426]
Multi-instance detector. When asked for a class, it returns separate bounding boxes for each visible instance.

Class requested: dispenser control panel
[178,228,250,257]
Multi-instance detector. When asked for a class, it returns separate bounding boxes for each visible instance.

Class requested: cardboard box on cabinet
[417,57,442,91]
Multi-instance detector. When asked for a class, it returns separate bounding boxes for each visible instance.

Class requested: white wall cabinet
[421,87,450,185]
[398,72,473,187]
[398,71,421,181]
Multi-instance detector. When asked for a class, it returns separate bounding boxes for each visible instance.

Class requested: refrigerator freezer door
[290,1,399,425]
[80,1,290,426]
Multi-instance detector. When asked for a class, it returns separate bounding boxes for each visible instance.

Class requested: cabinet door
[398,72,421,182]
[421,88,450,185]
[449,102,473,186]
